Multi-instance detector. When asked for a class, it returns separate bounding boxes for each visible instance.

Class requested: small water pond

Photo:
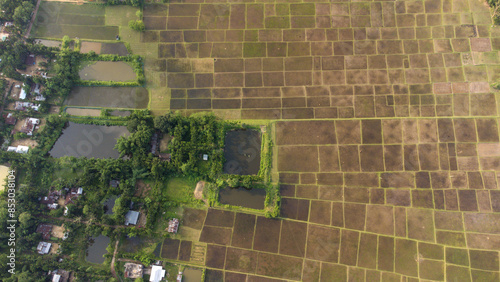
[86,235,110,264]
[65,87,149,109]
[183,268,203,282]
[49,122,129,158]
[223,129,261,175]
[219,187,266,210]
[79,61,136,81]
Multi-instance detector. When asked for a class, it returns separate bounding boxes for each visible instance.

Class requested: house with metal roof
[124,210,140,226]
[37,241,51,254]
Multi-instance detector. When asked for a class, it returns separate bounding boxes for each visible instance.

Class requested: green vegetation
[128,20,145,32]
[489,0,500,24]
[164,177,201,205]
[98,0,143,7]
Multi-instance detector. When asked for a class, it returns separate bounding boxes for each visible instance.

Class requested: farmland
[20,0,500,280]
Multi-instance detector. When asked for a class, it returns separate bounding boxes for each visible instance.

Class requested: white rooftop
[150,265,166,282]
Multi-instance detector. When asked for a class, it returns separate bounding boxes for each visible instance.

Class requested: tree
[18,212,32,229]
[128,20,145,32]
[0,0,26,20]
[12,1,34,26]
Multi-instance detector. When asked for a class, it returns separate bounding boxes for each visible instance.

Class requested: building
[124,263,143,279]
[110,180,120,188]
[3,113,17,125]
[64,187,83,205]
[25,54,35,66]
[7,145,29,154]
[151,132,159,155]
[0,23,11,41]
[124,210,139,226]
[34,83,41,95]
[40,190,61,210]
[19,87,27,100]
[49,269,70,282]
[14,101,40,112]
[20,118,40,136]
[37,241,52,254]
[35,95,46,101]
[36,224,53,240]
[149,265,166,282]
[167,218,179,233]
[177,272,183,282]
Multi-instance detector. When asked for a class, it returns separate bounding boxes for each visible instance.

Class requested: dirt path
[43,0,85,3]
[24,0,43,38]
[110,240,119,279]
[38,214,123,229]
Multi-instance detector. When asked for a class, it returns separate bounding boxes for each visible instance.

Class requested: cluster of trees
[0,0,36,27]
[128,20,145,32]
[153,112,228,180]
[489,0,500,24]
[102,0,143,7]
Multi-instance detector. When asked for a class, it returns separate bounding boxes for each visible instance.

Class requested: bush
[128,20,145,32]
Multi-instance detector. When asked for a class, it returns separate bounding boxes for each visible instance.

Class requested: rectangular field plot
[33,24,118,40]
[64,87,149,109]
[32,2,119,40]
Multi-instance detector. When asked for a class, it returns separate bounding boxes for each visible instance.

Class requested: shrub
[128,20,145,32]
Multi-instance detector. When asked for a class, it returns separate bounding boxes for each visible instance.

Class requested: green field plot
[32,2,122,40]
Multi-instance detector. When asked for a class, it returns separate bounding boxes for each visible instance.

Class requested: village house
[151,131,159,155]
[34,83,41,95]
[149,265,166,282]
[64,187,83,205]
[19,85,27,100]
[15,101,40,112]
[0,22,12,41]
[40,190,61,210]
[25,54,36,66]
[167,218,179,233]
[7,145,29,154]
[3,113,17,125]
[37,241,52,254]
[49,269,70,282]
[110,179,120,188]
[124,210,140,226]
[20,117,40,136]
[36,224,53,240]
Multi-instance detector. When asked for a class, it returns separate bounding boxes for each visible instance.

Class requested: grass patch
[164,177,203,206]
[105,5,139,26]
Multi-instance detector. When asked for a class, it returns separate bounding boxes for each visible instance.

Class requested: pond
[103,196,117,215]
[79,61,136,82]
[223,129,261,175]
[86,235,110,264]
[219,187,266,210]
[65,107,101,117]
[65,87,149,109]
[183,268,203,282]
[49,122,129,158]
